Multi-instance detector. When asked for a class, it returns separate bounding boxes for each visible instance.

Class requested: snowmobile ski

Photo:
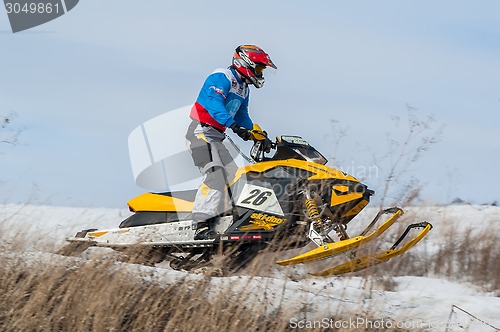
[311,222,432,276]
[276,208,403,266]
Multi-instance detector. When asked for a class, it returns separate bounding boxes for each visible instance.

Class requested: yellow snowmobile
[62,128,432,276]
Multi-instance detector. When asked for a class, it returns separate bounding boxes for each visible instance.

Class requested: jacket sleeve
[197,73,235,127]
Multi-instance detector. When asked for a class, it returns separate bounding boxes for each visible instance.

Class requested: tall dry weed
[0,230,425,332]
[0,251,291,332]
[346,221,500,294]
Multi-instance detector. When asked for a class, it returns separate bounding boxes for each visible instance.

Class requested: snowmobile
[61,127,432,276]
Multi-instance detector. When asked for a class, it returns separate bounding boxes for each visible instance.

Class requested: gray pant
[186,121,238,219]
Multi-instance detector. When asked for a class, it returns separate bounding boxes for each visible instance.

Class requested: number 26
[241,189,272,206]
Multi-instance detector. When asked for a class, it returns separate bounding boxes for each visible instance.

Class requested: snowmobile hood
[228,159,359,187]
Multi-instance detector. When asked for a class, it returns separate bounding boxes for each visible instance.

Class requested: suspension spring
[333,224,349,241]
[305,198,321,222]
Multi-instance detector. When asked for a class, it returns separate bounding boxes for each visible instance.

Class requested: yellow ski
[276,208,404,266]
[311,222,432,276]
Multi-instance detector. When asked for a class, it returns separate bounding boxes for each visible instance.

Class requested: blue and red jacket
[190,67,253,131]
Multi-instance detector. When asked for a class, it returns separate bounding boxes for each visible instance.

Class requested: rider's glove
[262,136,273,153]
[230,123,251,141]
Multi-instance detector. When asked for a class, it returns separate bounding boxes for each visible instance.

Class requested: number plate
[236,184,284,216]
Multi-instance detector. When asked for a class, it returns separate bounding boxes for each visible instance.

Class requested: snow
[0,204,131,247]
[1,203,499,331]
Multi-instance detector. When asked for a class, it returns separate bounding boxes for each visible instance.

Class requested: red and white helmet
[232,45,277,88]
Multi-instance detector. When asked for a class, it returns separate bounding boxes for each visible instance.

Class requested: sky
[1,0,499,208]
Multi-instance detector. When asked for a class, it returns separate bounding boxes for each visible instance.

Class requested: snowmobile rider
[186,44,277,240]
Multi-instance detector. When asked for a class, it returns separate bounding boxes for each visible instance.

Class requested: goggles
[255,65,266,77]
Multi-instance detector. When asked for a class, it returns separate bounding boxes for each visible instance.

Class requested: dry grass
[429,228,500,293]
[0,242,409,332]
[346,214,500,294]
[0,251,291,332]
[1,207,498,331]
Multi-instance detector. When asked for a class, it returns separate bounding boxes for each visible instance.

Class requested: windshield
[272,136,328,165]
[290,146,328,165]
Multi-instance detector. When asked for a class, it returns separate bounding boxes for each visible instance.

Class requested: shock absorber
[303,189,327,246]
[305,198,321,222]
[304,190,323,226]
[333,223,349,241]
